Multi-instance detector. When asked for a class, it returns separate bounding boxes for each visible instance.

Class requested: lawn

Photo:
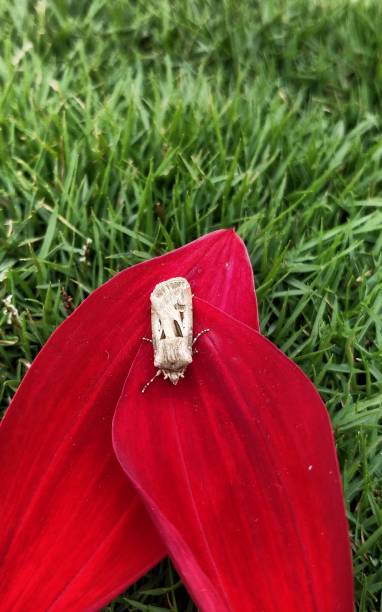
[0,0,381,610]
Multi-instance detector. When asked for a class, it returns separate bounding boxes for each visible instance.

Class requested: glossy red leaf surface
[0,230,259,611]
[113,298,354,612]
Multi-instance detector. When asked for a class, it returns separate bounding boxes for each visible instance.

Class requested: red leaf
[0,230,258,611]
[113,298,354,612]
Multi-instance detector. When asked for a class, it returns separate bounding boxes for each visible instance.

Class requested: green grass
[1,0,381,609]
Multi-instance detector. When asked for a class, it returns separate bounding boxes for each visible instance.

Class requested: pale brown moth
[142,277,209,392]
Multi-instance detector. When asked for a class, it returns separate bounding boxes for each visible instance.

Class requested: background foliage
[0,0,381,609]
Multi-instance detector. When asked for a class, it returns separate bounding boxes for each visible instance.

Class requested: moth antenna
[193,328,210,345]
[142,369,161,393]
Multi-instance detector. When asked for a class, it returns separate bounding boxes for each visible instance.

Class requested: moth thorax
[154,337,192,371]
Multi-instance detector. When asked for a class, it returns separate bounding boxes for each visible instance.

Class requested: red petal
[113,298,354,612]
[0,230,258,611]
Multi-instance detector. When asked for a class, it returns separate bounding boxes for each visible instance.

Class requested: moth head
[163,369,185,385]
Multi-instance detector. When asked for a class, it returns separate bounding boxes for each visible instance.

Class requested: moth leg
[192,328,210,346]
[142,337,153,343]
[142,369,161,393]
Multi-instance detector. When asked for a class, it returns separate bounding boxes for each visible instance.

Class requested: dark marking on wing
[175,302,185,323]
[174,319,183,337]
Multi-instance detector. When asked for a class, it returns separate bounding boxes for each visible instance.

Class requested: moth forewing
[150,277,193,383]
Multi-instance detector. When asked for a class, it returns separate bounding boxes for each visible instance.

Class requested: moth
[142,277,209,392]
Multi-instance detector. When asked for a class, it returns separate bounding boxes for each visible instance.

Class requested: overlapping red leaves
[0,230,353,611]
